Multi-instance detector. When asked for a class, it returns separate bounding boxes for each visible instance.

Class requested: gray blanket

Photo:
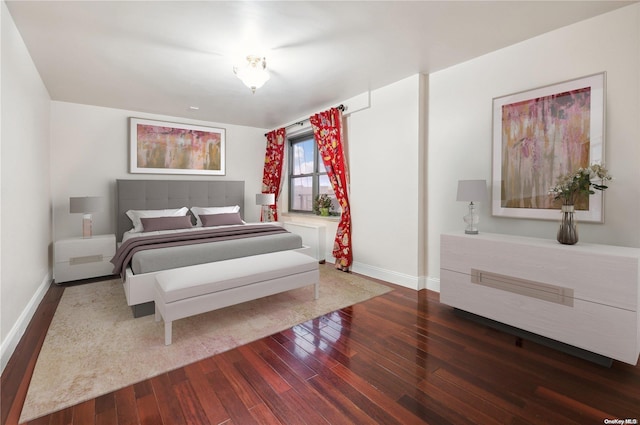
[111,225,293,275]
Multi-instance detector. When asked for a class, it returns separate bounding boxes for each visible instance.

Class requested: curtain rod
[264,104,345,136]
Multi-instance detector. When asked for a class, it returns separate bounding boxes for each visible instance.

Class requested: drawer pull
[471,269,574,307]
[69,255,103,265]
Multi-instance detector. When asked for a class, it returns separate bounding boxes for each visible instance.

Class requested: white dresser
[54,234,116,283]
[440,232,640,365]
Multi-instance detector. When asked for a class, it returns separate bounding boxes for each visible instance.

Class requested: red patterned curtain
[310,107,352,271]
[261,128,286,221]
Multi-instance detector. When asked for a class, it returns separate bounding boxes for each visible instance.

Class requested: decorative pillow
[190,205,240,226]
[126,207,189,233]
[140,216,193,232]
[200,212,244,227]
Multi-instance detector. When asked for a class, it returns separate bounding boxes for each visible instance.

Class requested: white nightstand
[54,234,116,283]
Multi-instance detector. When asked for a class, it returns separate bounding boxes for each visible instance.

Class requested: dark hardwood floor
[2,267,640,425]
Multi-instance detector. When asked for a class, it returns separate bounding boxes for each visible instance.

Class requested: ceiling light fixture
[233,55,270,94]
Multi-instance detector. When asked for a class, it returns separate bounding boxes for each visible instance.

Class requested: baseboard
[325,254,439,292]
[350,261,421,290]
[0,273,51,373]
[426,277,440,293]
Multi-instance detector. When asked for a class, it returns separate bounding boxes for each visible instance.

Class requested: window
[288,133,340,215]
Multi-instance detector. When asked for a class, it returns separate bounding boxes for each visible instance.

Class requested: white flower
[548,163,612,205]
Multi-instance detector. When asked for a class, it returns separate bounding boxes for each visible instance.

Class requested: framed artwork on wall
[491,72,606,222]
[130,118,226,175]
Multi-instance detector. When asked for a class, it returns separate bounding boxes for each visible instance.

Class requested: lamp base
[82,214,93,238]
[463,202,480,235]
[262,205,273,222]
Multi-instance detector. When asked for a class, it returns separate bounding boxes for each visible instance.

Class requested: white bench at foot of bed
[123,245,314,312]
[154,250,320,345]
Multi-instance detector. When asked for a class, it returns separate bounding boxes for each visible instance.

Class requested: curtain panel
[261,128,286,221]
[310,107,352,271]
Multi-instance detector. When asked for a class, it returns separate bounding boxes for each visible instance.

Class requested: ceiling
[6,1,636,129]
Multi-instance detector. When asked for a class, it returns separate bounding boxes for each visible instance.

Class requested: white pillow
[190,205,240,227]
[126,207,189,233]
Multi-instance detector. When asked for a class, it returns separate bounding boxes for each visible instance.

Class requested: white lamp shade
[234,56,270,93]
[256,193,275,205]
[456,180,487,202]
[70,196,103,213]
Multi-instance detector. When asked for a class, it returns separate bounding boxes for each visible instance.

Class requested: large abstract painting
[130,118,225,175]
[492,73,605,222]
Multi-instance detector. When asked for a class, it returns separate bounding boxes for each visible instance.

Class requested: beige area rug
[20,265,392,422]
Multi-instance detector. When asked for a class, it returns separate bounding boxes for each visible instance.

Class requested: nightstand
[54,234,116,283]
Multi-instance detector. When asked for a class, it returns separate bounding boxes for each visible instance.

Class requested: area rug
[19,265,392,422]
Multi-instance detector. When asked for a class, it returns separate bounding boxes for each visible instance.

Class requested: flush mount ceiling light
[233,55,270,94]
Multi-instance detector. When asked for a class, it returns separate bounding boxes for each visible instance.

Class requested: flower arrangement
[548,163,612,206]
[313,194,333,215]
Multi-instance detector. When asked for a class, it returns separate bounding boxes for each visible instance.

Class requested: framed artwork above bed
[130,118,226,175]
[491,72,606,222]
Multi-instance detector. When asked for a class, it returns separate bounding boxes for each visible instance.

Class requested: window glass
[292,139,315,175]
[288,134,341,215]
[290,176,313,210]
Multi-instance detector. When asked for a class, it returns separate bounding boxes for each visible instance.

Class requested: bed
[114,179,305,317]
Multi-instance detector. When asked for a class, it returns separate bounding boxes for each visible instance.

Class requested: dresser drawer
[55,234,115,261]
[441,232,639,311]
[441,268,639,364]
[54,234,116,283]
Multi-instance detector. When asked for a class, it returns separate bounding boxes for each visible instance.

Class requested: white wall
[50,102,268,241]
[428,4,640,282]
[282,75,428,289]
[348,75,427,287]
[1,1,52,371]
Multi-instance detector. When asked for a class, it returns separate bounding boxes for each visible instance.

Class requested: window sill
[281,212,341,223]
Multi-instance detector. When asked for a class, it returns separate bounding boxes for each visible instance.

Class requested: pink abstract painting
[500,87,591,210]
[136,123,223,172]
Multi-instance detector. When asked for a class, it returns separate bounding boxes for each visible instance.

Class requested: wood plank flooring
[2,267,640,424]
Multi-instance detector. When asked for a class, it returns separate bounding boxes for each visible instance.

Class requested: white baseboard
[350,261,422,290]
[0,273,51,373]
[426,277,441,293]
[325,254,440,292]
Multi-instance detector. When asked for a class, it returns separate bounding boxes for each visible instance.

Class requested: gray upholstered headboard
[116,179,245,242]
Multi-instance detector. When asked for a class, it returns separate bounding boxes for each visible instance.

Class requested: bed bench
[154,250,320,345]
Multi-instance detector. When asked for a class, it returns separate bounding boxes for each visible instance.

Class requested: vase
[557,204,578,245]
[320,207,329,216]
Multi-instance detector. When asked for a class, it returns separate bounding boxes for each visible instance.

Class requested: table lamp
[70,196,103,238]
[456,180,487,234]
